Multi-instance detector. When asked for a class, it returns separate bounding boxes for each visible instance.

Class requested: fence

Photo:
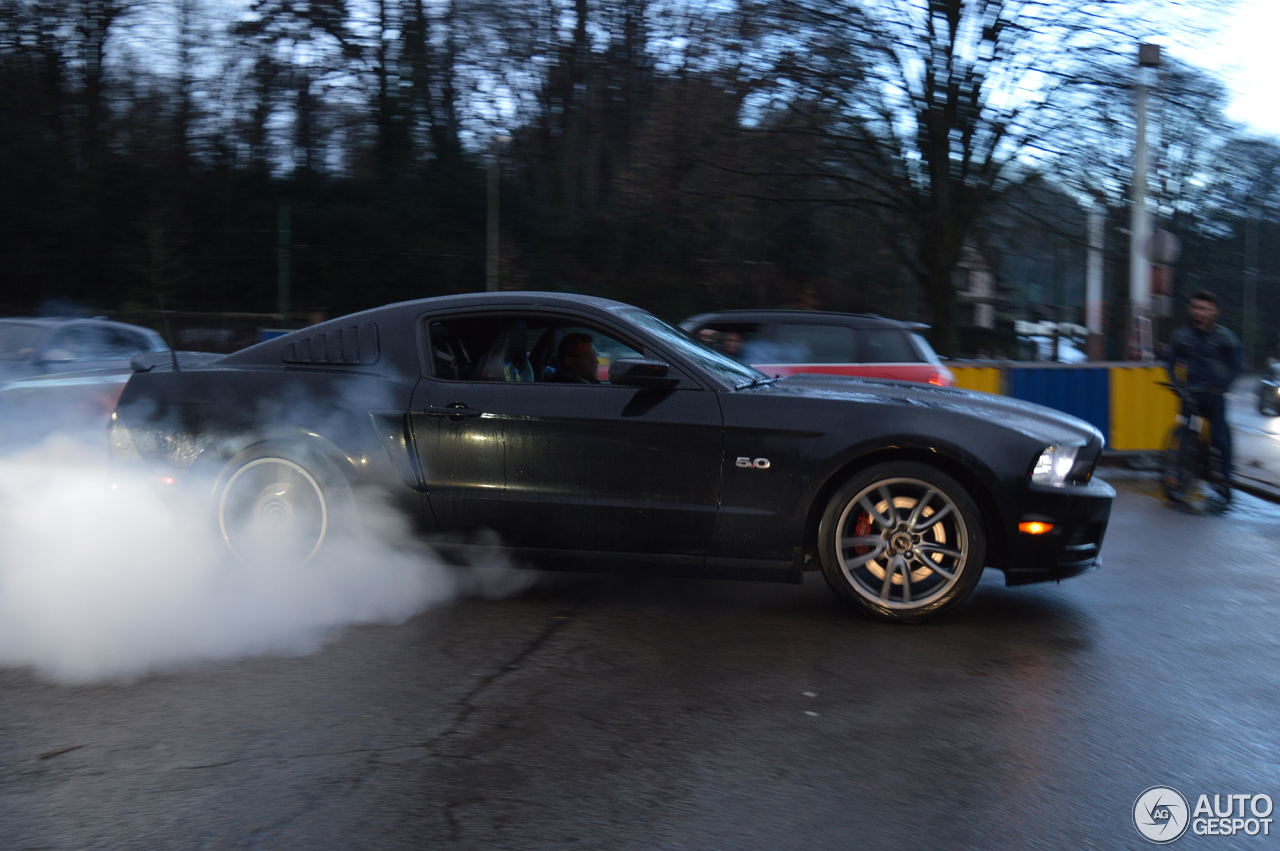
[950,362,1178,452]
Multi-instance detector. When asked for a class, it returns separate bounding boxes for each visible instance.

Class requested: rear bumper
[1001,478,1114,586]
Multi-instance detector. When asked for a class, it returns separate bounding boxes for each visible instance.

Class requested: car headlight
[1031,445,1080,487]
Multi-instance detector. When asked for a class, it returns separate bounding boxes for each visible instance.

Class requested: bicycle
[1159,382,1229,511]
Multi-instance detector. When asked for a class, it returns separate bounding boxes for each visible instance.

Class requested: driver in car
[551,333,601,384]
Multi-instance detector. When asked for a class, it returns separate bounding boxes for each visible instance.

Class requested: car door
[408,314,510,536]
[413,310,724,556]
[503,318,723,556]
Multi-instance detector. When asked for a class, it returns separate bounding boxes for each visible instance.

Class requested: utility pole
[1086,195,1106,360]
[1129,43,1160,359]
[277,202,292,321]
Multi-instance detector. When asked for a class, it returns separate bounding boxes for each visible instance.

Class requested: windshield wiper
[737,375,781,390]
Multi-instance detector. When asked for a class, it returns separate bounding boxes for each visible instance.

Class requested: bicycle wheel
[1162,423,1195,501]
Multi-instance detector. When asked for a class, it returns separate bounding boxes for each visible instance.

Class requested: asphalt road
[3,478,1279,850]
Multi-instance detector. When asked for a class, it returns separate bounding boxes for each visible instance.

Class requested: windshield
[910,332,943,366]
[0,322,45,361]
[622,309,765,388]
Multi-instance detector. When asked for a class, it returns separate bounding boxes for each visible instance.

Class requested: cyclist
[1164,290,1242,505]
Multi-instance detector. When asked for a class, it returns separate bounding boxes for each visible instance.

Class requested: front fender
[713,391,1044,562]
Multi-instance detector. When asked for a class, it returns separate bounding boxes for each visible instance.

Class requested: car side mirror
[39,348,75,364]
[609,358,681,389]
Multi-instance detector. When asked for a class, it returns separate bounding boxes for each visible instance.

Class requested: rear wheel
[818,462,986,623]
[1162,423,1200,502]
[215,448,348,566]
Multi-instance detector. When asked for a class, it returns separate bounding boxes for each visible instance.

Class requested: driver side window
[425,315,641,384]
[532,324,642,385]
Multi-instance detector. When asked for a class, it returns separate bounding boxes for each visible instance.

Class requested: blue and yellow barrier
[949,362,1177,451]
[950,366,1003,396]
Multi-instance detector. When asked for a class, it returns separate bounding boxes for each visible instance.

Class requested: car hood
[751,374,1105,449]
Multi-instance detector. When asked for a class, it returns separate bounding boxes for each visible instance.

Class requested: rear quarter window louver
[281,323,380,366]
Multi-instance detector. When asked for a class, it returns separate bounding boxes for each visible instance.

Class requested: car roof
[682,309,928,331]
[0,318,64,330]
[216,291,659,372]
[288,291,653,339]
[1,316,152,330]
[375,291,638,315]
[0,316,168,346]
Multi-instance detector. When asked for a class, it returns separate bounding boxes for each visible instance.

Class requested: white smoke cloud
[0,434,532,685]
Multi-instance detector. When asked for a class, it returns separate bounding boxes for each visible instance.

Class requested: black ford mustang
[109,292,1113,622]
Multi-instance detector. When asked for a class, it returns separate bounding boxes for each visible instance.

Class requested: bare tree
[731,0,1221,353]
[234,0,353,174]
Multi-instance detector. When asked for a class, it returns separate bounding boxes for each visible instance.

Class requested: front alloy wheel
[819,462,986,622]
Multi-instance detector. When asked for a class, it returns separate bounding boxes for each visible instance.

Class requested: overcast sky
[147,0,1280,141]
[1190,0,1280,137]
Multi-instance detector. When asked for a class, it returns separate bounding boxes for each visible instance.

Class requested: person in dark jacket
[1165,290,1242,502]
[550,332,601,384]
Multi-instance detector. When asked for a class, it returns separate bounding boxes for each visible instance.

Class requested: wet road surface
[2,479,1279,849]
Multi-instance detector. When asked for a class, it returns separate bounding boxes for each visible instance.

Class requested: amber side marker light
[1018,521,1054,535]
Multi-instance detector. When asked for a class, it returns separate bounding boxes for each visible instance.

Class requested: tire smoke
[0,435,531,685]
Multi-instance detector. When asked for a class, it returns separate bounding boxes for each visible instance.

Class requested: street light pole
[1129,43,1160,359]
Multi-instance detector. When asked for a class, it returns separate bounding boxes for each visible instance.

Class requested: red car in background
[680,310,953,387]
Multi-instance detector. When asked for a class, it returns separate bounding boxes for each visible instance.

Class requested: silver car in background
[1259,363,1280,416]
[0,318,169,445]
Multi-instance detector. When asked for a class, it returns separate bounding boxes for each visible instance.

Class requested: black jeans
[1191,391,1233,485]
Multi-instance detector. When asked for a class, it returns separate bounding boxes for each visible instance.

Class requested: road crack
[427,609,575,751]
[225,609,575,846]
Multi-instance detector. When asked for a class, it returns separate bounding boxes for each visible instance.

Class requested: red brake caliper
[853,513,873,557]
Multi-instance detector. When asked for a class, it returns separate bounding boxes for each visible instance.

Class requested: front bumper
[1001,477,1114,586]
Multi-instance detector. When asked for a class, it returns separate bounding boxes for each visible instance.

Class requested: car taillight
[926,366,954,387]
[107,411,141,461]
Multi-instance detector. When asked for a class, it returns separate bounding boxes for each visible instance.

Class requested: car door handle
[421,404,483,419]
